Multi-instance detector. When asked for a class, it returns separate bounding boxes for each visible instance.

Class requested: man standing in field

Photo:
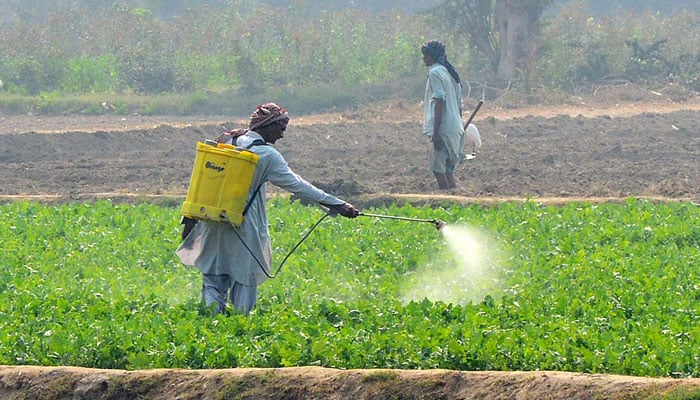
[421,40,465,190]
[176,102,360,315]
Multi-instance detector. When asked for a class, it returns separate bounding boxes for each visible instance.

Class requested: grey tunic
[176,131,344,286]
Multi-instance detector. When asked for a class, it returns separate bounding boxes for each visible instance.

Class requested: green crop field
[1,198,698,377]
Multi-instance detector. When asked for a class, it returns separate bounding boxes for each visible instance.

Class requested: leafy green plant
[0,198,697,377]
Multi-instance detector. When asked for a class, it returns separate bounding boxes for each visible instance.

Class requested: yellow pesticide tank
[181,141,259,226]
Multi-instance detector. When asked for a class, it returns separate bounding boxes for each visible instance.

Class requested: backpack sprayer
[181,139,259,226]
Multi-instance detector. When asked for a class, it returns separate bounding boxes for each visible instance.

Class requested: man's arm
[265,149,350,208]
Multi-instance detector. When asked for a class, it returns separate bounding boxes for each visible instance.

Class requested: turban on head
[249,102,289,131]
[421,40,461,85]
[421,40,446,62]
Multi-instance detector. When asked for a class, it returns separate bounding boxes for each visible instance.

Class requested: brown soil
[1,96,698,205]
[2,365,699,400]
[1,91,699,399]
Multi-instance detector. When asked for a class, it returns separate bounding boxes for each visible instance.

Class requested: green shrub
[0,3,697,113]
[541,5,700,92]
[62,55,120,93]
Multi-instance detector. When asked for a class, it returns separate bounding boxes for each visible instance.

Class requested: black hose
[232,212,331,279]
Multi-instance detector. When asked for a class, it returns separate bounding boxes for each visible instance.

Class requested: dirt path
[2,365,699,400]
[3,96,699,134]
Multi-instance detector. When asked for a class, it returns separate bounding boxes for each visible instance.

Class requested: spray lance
[357,211,446,231]
[239,205,447,279]
[321,204,446,231]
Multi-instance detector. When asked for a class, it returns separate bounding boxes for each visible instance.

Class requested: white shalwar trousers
[202,274,258,315]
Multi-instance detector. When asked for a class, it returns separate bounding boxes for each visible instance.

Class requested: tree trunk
[495,0,541,81]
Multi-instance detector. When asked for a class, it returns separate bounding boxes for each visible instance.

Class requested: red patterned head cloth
[248,102,289,131]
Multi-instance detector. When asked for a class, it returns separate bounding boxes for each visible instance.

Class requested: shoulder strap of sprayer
[239,137,267,217]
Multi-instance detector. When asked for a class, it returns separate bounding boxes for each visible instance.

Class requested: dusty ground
[1,95,698,205]
[1,90,699,399]
[2,365,700,400]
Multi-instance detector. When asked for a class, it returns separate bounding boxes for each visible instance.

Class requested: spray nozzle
[434,220,447,231]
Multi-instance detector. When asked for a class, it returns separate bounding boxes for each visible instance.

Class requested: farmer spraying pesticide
[177,102,360,316]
